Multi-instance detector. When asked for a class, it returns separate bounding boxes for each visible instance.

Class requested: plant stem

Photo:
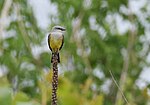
[51,52,59,105]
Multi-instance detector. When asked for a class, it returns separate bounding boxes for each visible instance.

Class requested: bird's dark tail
[51,52,60,63]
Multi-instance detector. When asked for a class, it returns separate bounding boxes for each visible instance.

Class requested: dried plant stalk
[51,52,59,105]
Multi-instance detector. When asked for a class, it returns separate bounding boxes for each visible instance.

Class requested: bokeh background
[0,0,150,105]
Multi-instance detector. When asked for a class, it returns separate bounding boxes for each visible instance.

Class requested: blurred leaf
[0,87,12,105]
[13,91,30,105]
[16,101,40,105]
[89,95,104,105]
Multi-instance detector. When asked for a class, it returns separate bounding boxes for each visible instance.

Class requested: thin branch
[15,3,31,53]
[115,12,136,105]
[0,0,13,39]
[14,3,43,67]
[109,70,129,105]
[71,11,92,74]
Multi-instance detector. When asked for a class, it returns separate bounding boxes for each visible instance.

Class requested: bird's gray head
[52,26,66,32]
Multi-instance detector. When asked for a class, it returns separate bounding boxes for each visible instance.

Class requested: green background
[0,0,150,105]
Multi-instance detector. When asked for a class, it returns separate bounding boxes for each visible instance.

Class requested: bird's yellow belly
[50,37,62,52]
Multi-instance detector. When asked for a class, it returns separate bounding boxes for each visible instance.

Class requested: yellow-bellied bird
[48,26,65,63]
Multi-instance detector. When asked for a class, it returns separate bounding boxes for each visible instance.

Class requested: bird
[48,26,65,63]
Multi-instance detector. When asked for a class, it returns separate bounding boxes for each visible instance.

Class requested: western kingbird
[48,26,65,63]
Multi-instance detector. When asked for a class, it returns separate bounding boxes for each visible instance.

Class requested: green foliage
[0,87,12,105]
[0,0,149,105]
